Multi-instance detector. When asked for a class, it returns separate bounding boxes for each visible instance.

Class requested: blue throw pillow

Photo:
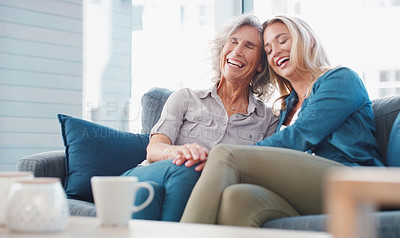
[386,112,400,166]
[57,114,149,203]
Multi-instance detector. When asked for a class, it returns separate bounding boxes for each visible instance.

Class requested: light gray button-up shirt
[150,84,278,150]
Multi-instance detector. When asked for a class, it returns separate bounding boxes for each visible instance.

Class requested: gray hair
[210,14,273,101]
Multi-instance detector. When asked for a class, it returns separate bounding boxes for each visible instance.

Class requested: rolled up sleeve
[150,90,190,144]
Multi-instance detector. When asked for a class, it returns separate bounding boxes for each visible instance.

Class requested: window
[294,1,302,14]
[393,0,400,6]
[396,70,400,81]
[380,88,396,97]
[378,69,400,97]
[380,71,390,82]
[247,0,400,99]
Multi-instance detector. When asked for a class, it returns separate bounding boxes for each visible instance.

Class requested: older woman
[121,14,277,221]
[181,15,383,226]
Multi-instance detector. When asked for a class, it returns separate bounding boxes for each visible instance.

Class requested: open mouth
[227,58,245,68]
[276,56,290,67]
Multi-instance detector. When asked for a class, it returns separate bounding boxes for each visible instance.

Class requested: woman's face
[263,22,295,80]
[220,26,263,84]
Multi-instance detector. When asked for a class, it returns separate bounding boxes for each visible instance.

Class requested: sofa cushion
[68,199,96,217]
[58,114,149,203]
[262,214,326,231]
[372,95,400,165]
[262,211,400,238]
[386,112,400,166]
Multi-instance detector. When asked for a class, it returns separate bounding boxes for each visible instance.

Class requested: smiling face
[263,22,297,81]
[220,25,263,85]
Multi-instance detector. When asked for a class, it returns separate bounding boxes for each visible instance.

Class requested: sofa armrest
[372,95,400,165]
[16,150,66,185]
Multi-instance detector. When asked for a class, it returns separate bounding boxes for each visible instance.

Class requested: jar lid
[15,177,60,184]
[0,171,33,178]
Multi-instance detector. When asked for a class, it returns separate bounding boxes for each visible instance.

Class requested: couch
[16,87,400,237]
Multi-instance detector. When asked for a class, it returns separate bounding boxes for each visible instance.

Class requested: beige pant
[181,144,345,227]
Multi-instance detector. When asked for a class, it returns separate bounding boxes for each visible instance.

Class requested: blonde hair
[211,14,274,101]
[263,15,333,111]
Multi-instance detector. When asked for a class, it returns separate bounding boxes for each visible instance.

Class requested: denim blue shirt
[256,67,383,166]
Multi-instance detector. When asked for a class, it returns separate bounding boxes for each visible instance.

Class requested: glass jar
[5,178,69,232]
[0,171,33,226]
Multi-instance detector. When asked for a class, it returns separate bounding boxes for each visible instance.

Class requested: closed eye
[230,38,238,44]
[246,44,256,50]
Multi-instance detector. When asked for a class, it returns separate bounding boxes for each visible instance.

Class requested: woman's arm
[146,133,173,163]
[145,88,211,170]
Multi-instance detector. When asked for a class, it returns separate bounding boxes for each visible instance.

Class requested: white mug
[0,171,33,226]
[91,176,154,226]
[5,177,69,232]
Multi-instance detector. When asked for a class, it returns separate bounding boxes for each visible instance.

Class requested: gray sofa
[17,87,400,237]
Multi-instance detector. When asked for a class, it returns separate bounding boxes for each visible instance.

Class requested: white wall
[0,0,83,171]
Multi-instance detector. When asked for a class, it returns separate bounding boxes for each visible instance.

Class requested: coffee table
[326,167,400,238]
[0,216,332,238]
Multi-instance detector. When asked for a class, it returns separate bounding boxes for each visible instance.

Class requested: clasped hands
[170,143,209,172]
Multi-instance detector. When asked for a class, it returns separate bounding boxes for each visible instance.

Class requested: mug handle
[132,182,154,213]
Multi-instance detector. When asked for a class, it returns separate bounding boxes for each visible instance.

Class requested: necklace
[299,86,312,99]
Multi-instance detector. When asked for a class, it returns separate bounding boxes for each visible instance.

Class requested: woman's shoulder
[315,66,362,87]
[320,66,356,77]
[321,66,360,80]
[164,88,193,106]
[171,85,217,102]
[312,66,369,99]
[169,87,200,99]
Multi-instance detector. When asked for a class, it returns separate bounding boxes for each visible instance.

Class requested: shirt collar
[200,83,264,117]
[285,90,310,112]
[199,84,217,99]
[249,92,264,117]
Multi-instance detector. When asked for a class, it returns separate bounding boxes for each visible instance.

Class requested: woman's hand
[171,143,209,172]
[147,134,208,171]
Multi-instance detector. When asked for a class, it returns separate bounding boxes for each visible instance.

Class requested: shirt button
[223,122,226,125]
